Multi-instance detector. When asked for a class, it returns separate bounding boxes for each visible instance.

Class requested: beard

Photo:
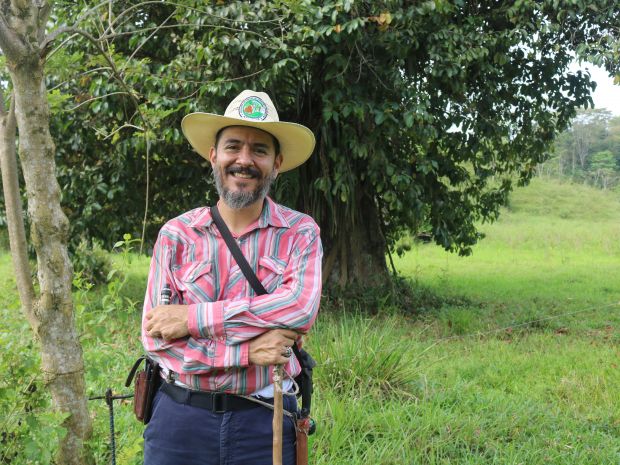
[213,164,277,209]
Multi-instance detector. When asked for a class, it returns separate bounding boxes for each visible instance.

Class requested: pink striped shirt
[141,197,322,395]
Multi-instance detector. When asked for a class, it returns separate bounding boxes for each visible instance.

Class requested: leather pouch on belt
[126,356,161,424]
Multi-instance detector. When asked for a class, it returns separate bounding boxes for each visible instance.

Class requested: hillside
[505,177,620,221]
[394,177,620,327]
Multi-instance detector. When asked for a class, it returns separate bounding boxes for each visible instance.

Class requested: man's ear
[209,147,217,166]
[274,153,283,174]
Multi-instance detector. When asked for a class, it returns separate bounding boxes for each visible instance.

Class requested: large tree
[38,0,619,288]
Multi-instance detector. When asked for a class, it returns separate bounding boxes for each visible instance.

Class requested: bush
[0,310,67,465]
[71,239,113,286]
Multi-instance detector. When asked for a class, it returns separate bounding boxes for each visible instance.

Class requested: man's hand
[249,329,298,366]
[145,305,189,341]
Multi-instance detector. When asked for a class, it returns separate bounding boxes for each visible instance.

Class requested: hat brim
[181,113,315,173]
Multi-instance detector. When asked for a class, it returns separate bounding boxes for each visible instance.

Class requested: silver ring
[283,346,292,358]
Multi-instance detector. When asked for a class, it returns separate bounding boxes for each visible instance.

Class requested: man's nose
[235,144,253,165]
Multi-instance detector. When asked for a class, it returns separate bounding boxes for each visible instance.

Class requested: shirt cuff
[236,341,250,367]
[187,302,226,341]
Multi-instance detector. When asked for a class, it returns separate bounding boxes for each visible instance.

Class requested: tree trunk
[0,3,93,462]
[321,188,389,288]
[5,48,93,465]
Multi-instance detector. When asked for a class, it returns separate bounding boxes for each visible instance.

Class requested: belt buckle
[212,392,227,413]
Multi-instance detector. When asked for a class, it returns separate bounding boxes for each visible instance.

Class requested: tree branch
[48,66,113,92]
[67,91,134,111]
[101,123,144,140]
[0,88,36,316]
[103,0,281,36]
[42,13,278,58]
[0,12,28,62]
[40,25,77,53]
[100,22,270,41]
[39,25,153,253]
[107,0,115,35]
[35,0,51,44]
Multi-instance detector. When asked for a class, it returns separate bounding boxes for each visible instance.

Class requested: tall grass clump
[308,312,422,398]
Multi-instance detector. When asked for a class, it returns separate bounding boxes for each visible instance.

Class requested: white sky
[571,62,620,116]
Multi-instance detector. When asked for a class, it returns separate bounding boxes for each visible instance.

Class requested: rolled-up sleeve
[142,229,250,371]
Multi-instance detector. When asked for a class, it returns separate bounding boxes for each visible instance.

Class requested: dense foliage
[3,0,619,284]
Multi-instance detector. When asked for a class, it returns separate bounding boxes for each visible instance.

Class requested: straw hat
[181,90,315,173]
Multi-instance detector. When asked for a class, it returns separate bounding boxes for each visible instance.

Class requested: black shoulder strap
[211,203,313,417]
[211,204,268,296]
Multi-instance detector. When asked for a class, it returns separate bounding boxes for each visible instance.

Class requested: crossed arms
[141,224,322,374]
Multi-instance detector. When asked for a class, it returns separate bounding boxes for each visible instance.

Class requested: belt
[160,382,272,413]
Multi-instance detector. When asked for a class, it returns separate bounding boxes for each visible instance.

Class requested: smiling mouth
[231,172,255,179]
[227,166,260,180]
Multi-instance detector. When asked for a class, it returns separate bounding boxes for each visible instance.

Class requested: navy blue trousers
[143,387,297,465]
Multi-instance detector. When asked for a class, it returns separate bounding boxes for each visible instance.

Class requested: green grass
[2,177,620,464]
[395,178,620,335]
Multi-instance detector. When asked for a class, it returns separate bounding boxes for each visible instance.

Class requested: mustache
[226,165,261,178]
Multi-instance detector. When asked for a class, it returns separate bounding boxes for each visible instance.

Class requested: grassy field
[1,177,619,464]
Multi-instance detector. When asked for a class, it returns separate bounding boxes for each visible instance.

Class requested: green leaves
[0,314,68,465]
[36,0,620,284]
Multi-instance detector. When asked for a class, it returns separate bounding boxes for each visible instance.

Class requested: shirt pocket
[257,256,287,294]
[172,261,216,303]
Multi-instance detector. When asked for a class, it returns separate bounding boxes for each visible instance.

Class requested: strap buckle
[212,392,228,413]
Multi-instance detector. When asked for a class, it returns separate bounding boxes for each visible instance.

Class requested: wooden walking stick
[272,364,284,465]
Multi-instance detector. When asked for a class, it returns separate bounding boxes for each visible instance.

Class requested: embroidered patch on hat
[239,96,268,121]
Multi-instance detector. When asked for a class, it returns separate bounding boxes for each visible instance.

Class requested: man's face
[209,126,282,209]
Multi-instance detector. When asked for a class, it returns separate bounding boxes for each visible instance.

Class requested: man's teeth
[232,172,253,179]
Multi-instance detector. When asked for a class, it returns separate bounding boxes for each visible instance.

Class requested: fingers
[274,347,293,365]
[275,355,290,365]
[144,305,189,341]
[272,328,298,342]
[249,329,300,366]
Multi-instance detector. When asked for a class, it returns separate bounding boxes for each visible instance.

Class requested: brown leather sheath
[296,417,311,465]
[126,356,161,424]
[133,370,148,421]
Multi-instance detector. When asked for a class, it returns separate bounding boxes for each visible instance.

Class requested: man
[141,90,322,465]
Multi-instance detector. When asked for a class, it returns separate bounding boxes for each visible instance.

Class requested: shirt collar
[188,206,214,230]
[259,197,290,229]
[188,196,290,231]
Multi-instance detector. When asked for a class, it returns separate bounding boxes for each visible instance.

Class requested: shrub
[309,313,421,398]
[71,238,113,286]
[0,312,67,465]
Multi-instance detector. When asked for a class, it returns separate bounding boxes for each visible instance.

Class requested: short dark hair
[215,126,281,155]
